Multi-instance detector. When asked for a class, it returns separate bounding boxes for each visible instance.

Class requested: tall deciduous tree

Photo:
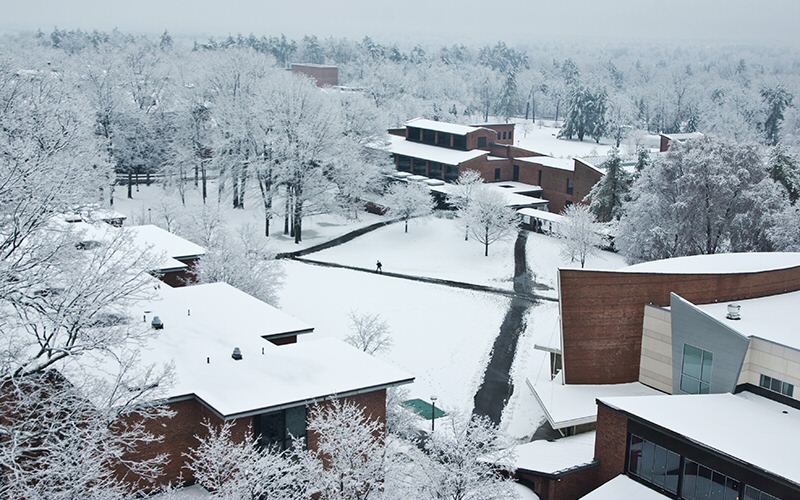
[449,170,485,241]
[384,182,435,233]
[560,203,602,268]
[465,187,519,257]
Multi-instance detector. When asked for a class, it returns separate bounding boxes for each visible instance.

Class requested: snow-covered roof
[662,132,704,141]
[530,374,662,429]
[382,135,489,166]
[620,252,800,275]
[489,181,543,194]
[430,182,548,209]
[517,156,576,171]
[126,224,207,260]
[580,475,668,499]
[405,118,480,135]
[599,391,800,486]
[61,281,413,418]
[517,208,565,224]
[504,432,596,476]
[691,290,800,351]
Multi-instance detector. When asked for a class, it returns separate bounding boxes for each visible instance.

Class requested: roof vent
[232,347,243,360]
[151,316,164,329]
[726,304,741,321]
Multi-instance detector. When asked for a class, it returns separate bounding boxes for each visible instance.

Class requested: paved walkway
[472,230,538,424]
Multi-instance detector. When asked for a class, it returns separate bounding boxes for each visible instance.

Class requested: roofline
[596,397,800,489]
[528,378,596,430]
[559,263,800,277]
[168,377,416,421]
[261,327,315,340]
[516,459,599,479]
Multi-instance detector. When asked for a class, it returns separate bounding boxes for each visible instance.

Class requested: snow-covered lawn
[527,231,628,297]
[278,260,509,414]
[111,182,386,253]
[309,215,517,289]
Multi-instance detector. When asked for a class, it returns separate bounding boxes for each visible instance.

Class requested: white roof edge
[528,377,597,429]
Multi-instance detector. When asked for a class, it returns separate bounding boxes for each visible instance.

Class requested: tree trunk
[194,163,199,187]
[127,172,132,198]
[404,219,408,233]
[293,185,303,244]
[485,227,489,256]
[201,162,207,204]
[284,190,290,235]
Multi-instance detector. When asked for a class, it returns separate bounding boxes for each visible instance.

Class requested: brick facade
[559,266,800,384]
[517,465,599,500]
[594,403,628,487]
[290,64,338,87]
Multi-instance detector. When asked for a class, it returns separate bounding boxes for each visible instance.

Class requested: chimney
[726,304,741,320]
[232,347,243,360]
[151,315,164,329]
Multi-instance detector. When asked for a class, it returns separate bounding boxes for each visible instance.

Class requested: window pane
[285,405,307,443]
[257,411,285,449]
[771,377,783,392]
[697,465,712,499]
[641,440,655,482]
[700,382,711,394]
[683,460,698,500]
[665,450,680,494]
[724,478,740,500]
[760,374,771,389]
[681,376,701,394]
[701,351,713,382]
[683,345,703,379]
[652,445,667,486]
[710,471,726,499]
[783,382,794,397]
[628,435,643,476]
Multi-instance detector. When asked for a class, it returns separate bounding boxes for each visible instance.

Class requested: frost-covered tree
[184,420,311,500]
[587,148,631,222]
[386,386,421,440]
[305,399,394,500]
[761,85,793,146]
[768,144,800,204]
[384,182,435,233]
[346,311,393,355]
[560,203,602,268]
[192,224,284,306]
[559,86,607,143]
[449,170,485,241]
[406,414,515,500]
[465,188,519,256]
[617,137,788,262]
[496,71,519,122]
[768,205,800,251]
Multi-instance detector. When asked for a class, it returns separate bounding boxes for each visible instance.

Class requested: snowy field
[112,182,386,253]
[310,215,517,289]
[277,260,509,414]
[509,118,660,159]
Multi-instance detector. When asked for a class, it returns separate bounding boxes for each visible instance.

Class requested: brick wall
[466,129,498,150]
[594,403,628,487]
[560,266,800,384]
[517,164,574,213]
[477,124,515,145]
[573,160,603,205]
[290,64,338,87]
[305,389,387,452]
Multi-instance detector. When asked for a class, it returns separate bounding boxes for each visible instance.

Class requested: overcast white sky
[2,0,799,46]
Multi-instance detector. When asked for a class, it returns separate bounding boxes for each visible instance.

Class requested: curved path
[472,230,537,424]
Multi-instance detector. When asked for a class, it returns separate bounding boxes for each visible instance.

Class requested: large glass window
[396,155,412,172]
[627,434,679,495]
[412,158,427,175]
[566,177,574,195]
[477,136,487,148]
[680,344,713,394]
[422,128,436,145]
[436,132,451,147]
[445,164,459,182]
[407,127,421,142]
[453,135,466,150]
[744,485,781,500]
[513,164,520,181]
[255,406,307,451]
[760,374,794,397]
[682,459,740,500]
[428,162,443,179]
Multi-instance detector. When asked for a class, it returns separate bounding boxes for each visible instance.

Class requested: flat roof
[691,290,800,351]
[662,132,704,141]
[621,252,800,275]
[489,181,543,193]
[126,224,206,261]
[517,156,575,171]
[600,391,800,486]
[581,475,668,499]
[405,118,480,135]
[60,281,413,418]
[382,135,488,166]
[503,431,596,476]
[517,208,565,224]
[430,182,548,208]
[531,373,662,429]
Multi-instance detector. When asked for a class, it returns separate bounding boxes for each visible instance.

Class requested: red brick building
[381,118,602,213]
[290,63,339,87]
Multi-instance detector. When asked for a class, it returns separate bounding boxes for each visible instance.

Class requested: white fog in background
[1,0,799,45]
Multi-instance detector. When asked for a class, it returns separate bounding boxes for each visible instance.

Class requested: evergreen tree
[634,146,650,177]
[559,86,607,142]
[768,144,800,204]
[761,86,793,146]
[497,71,518,122]
[159,30,173,51]
[588,148,631,222]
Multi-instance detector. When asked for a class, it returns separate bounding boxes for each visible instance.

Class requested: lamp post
[430,395,438,432]
[147,208,152,224]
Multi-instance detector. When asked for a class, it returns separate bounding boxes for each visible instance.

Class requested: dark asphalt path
[472,230,537,424]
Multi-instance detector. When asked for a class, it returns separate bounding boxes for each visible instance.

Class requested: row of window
[627,434,782,500]
[498,130,512,140]
[759,374,794,397]
[406,127,467,150]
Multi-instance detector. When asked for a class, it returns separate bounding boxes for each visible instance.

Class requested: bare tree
[449,170,485,241]
[345,311,392,355]
[383,182,435,233]
[560,203,602,268]
[464,187,519,256]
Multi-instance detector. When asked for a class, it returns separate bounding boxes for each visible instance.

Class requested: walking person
[376,260,383,274]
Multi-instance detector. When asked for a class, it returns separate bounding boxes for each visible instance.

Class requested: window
[494,168,501,181]
[412,158,427,175]
[445,164,459,182]
[627,434,679,495]
[502,131,507,140]
[255,406,307,451]
[422,128,436,145]
[428,162,443,179]
[407,127,421,142]
[680,344,713,394]
[436,132,451,147]
[566,177,574,195]
[681,459,740,500]
[538,170,543,185]
[396,155,412,172]
[760,374,794,397]
[453,135,466,150]
[744,485,781,500]
[513,164,520,181]
[478,136,487,148]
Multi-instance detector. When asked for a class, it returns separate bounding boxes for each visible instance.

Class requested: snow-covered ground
[112,182,386,253]
[310,215,517,289]
[278,260,509,414]
[508,118,660,159]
